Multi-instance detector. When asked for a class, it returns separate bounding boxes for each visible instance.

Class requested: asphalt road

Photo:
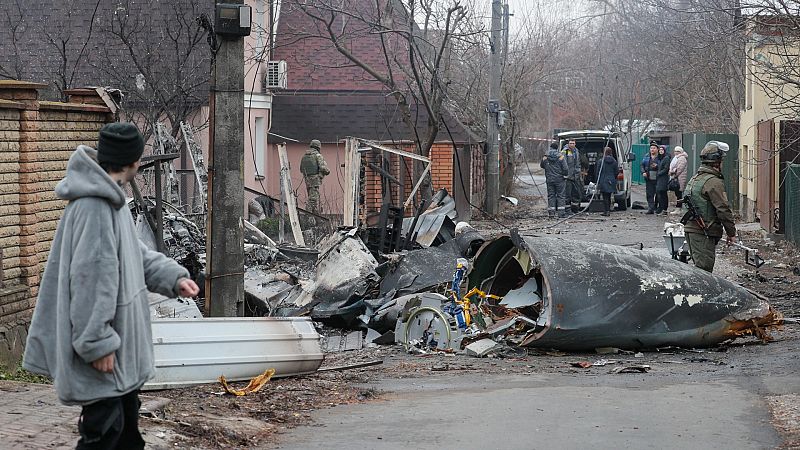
[276,169,798,450]
[278,374,787,450]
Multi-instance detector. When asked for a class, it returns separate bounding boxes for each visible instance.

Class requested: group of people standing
[642,142,689,215]
[541,139,620,217]
[540,139,589,218]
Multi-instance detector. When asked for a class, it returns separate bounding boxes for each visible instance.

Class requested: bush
[0,364,52,384]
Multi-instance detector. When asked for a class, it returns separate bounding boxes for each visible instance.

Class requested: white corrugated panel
[144,317,324,390]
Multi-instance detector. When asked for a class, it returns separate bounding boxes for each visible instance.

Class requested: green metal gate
[681,133,739,211]
[785,164,800,246]
[630,143,650,185]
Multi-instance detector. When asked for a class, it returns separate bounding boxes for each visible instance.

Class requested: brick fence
[0,80,114,367]
[362,142,484,221]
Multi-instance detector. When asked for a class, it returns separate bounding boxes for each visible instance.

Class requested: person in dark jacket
[541,142,569,218]
[562,139,586,212]
[655,145,671,214]
[597,147,619,216]
[641,143,659,214]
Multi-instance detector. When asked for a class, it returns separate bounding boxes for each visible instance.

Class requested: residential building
[738,19,800,232]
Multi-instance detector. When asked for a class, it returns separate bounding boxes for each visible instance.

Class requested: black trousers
[77,390,145,450]
[601,192,613,213]
[656,189,669,213]
[645,180,657,211]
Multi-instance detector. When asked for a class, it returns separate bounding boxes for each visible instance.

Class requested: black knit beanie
[97,122,145,166]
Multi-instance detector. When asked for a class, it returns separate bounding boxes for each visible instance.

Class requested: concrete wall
[0,80,113,367]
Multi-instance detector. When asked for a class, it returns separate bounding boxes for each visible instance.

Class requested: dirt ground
[140,179,800,449]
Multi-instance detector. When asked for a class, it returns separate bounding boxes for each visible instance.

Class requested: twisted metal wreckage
[270,225,781,352]
[133,130,782,388]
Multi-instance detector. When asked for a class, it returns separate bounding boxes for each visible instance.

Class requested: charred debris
[133,128,783,358]
[133,189,782,356]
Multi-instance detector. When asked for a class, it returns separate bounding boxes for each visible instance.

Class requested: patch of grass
[0,364,52,384]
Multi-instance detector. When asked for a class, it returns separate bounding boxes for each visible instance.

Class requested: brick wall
[0,80,113,367]
[360,142,484,222]
[275,0,400,92]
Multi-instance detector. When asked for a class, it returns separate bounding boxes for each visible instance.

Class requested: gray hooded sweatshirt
[23,145,189,405]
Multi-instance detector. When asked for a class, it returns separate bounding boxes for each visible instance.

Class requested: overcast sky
[476,0,588,36]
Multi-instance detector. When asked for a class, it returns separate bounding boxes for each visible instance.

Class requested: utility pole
[485,0,503,215]
[206,2,248,317]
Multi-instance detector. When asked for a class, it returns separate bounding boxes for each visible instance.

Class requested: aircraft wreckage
[462,232,781,351]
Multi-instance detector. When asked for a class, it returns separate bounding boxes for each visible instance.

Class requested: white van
[558,130,635,210]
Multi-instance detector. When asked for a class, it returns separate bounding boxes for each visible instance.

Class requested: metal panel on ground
[145,317,324,390]
[757,120,776,232]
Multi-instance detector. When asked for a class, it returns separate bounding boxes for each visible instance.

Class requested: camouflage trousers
[305,184,321,214]
[686,232,720,273]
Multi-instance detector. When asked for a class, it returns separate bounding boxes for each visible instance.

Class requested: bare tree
[92,0,212,140]
[0,0,28,81]
[284,0,483,199]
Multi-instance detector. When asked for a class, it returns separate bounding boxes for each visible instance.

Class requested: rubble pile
[244,191,782,357]
[135,184,784,359]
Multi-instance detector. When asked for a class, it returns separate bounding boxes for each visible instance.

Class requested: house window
[255,116,265,179]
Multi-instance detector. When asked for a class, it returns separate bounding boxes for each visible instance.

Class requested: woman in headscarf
[597,147,619,216]
[669,146,689,207]
[655,145,671,214]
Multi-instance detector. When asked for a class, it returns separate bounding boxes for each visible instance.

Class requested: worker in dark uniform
[299,139,330,214]
[562,139,585,212]
[541,142,569,218]
[682,141,737,273]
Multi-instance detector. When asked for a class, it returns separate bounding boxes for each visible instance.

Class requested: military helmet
[310,139,321,150]
[700,141,729,162]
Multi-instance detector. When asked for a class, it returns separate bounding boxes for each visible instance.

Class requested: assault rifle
[679,196,764,268]
[677,196,708,237]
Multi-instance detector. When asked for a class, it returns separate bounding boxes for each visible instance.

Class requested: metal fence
[630,143,650,185]
[785,164,800,246]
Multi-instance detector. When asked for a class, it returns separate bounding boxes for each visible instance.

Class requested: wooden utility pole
[485,0,503,215]
[206,3,246,317]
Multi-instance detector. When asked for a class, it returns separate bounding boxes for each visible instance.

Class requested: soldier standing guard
[299,139,330,214]
[681,141,737,273]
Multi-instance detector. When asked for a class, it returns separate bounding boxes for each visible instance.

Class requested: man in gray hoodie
[23,123,199,449]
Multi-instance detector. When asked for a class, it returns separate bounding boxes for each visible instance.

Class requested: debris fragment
[611,365,651,374]
[219,368,276,396]
[571,361,593,369]
[316,360,384,373]
[464,338,502,357]
[322,330,364,353]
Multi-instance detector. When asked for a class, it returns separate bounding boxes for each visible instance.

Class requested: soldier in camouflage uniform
[682,141,737,273]
[300,139,330,214]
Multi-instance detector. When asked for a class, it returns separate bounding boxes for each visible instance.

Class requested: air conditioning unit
[263,60,287,91]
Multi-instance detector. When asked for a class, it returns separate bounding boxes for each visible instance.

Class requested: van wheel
[617,196,629,211]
